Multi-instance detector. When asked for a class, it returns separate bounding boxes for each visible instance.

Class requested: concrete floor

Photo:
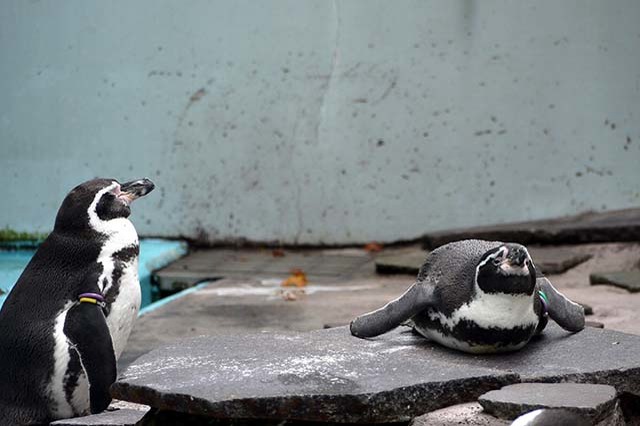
[120,242,640,370]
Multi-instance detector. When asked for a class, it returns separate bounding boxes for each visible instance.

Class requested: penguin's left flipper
[350,282,435,338]
[537,277,585,333]
[63,303,117,413]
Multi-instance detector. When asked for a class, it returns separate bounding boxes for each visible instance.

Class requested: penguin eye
[492,257,502,266]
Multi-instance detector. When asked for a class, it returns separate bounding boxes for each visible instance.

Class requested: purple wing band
[78,292,105,302]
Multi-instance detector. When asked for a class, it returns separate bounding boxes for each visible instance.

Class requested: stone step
[590,270,640,293]
[478,383,620,424]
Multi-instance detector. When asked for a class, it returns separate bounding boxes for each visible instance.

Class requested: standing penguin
[351,240,584,353]
[0,178,154,424]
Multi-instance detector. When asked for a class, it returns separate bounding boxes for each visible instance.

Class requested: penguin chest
[105,257,141,359]
[415,292,539,353]
[93,219,141,360]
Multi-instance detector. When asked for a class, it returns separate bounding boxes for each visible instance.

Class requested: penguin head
[54,178,155,232]
[475,243,536,295]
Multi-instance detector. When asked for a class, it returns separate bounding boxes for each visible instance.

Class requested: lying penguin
[0,178,154,424]
[351,240,584,353]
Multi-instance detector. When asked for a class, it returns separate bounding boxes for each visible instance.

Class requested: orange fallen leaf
[364,242,383,253]
[281,268,308,287]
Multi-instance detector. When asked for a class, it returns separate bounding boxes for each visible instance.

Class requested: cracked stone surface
[478,383,618,422]
[112,323,640,423]
[591,270,640,293]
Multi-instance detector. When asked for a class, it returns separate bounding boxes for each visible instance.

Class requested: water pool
[0,239,187,310]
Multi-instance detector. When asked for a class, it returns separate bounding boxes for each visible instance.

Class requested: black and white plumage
[350,239,584,353]
[0,178,154,424]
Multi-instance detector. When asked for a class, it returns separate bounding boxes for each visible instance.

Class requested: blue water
[0,238,187,310]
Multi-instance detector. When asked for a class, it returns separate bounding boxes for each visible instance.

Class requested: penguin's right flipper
[64,303,116,413]
[537,277,585,333]
[350,283,435,338]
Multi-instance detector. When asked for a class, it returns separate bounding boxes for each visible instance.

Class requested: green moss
[0,227,48,243]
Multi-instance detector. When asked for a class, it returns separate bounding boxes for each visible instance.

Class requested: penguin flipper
[537,277,585,333]
[350,282,435,338]
[64,303,116,413]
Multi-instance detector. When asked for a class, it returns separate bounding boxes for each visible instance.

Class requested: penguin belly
[413,292,539,353]
[105,258,141,360]
[47,304,91,419]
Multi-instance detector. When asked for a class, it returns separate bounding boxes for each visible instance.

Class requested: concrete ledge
[423,208,640,249]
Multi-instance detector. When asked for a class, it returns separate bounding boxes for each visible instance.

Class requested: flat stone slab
[113,323,640,423]
[422,208,640,249]
[375,247,591,276]
[154,249,374,292]
[410,402,509,426]
[527,247,592,275]
[375,251,427,275]
[49,410,145,426]
[478,383,617,422]
[590,270,640,292]
[114,328,517,423]
[50,401,149,426]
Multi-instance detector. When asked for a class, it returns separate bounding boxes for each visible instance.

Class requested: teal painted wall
[1,1,639,244]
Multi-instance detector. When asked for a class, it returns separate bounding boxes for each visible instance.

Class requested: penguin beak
[118,178,155,204]
[506,249,527,268]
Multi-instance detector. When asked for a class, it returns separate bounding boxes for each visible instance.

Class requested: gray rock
[50,409,148,426]
[422,208,640,249]
[114,327,516,423]
[375,251,427,275]
[137,410,413,425]
[586,321,605,329]
[578,302,594,316]
[50,401,149,426]
[112,324,640,423]
[591,271,640,293]
[410,402,509,426]
[527,247,592,275]
[478,383,617,422]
